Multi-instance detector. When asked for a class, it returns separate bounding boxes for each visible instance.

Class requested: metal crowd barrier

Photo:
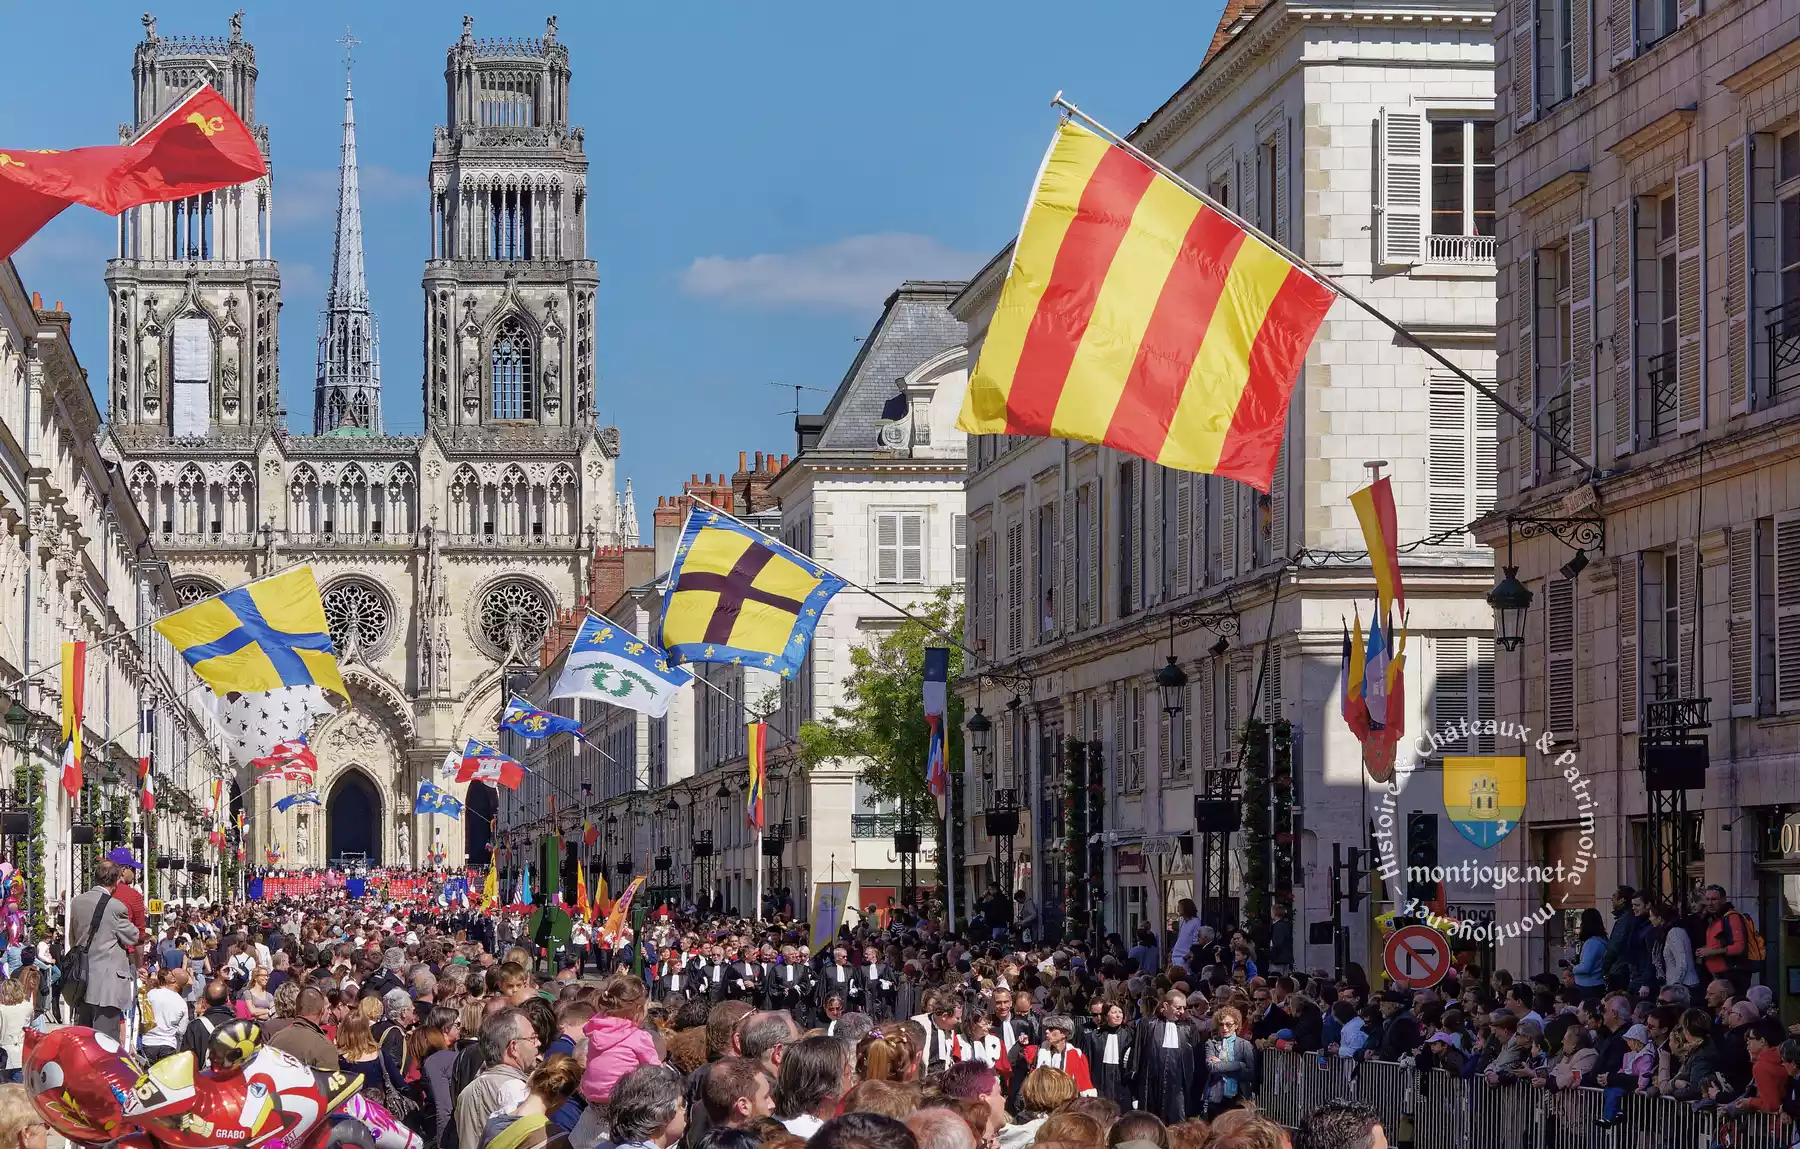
[1254,1050,1793,1149]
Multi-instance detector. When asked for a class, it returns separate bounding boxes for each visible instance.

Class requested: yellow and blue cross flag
[659,506,846,677]
[501,696,583,740]
[153,565,346,699]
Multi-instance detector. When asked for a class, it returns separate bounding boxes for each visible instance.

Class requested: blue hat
[106,848,141,870]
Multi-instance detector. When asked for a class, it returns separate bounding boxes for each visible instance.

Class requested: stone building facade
[1481,0,1800,988]
[104,14,626,870]
[954,0,1499,963]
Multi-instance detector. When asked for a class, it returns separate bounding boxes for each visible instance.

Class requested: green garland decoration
[1238,716,1295,947]
[16,760,46,936]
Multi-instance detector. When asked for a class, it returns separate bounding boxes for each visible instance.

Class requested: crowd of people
[23,850,1799,1149]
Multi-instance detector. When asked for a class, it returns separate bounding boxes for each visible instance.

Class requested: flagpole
[1047,94,1596,482]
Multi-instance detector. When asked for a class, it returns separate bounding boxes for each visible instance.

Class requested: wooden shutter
[1272,118,1290,247]
[902,513,924,584]
[1085,482,1101,629]
[1547,578,1577,738]
[1262,645,1283,721]
[1726,137,1753,416]
[1060,490,1076,636]
[1475,639,1497,752]
[1174,474,1193,595]
[1511,0,1537,126]
[875,512,899,582]
[1729,525,1758,715]
[1028,507,1042,642]
[1515,254,1537,489]
[1112,693,1128,790]
[1674,162,1706,432]
[1569,220,1596,461]
[1220,481,1239,577]
[1197,659,1215,773]
[1676,540,1698,698]
[1775,515,1800,712]
[1224,659,1241,760]
[1608,0,1635,67]
[1377,108,1426,265]
[954,514,967,581]
[1617,554,1640,732]
[1128,462,1144,613]
[1434,637,1472,749]
[981,533,996,651]
[1146,466,1163,608]
[1571,0,1594,90]
[1270,430,1289,560]
[1677,0,1701,29]
[1239,154,1257,237]
[1612,203,1637,455]
[1430,379,1470,536]
[1005,519,1024,654]
[1475,385,1498,518]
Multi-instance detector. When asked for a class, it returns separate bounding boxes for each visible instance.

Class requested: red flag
[140,757,156,813]
[0,85,266,261]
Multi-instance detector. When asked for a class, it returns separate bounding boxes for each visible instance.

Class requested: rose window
[477,580,551,658]
[322,579,391,656]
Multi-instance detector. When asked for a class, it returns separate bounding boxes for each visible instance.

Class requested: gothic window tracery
[289,464,321,535]
[172,577,222,606]
[475,579,551,659]
[491,317,534,421]
[322,578,392,658]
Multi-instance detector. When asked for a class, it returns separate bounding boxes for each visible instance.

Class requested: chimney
[540,602,587,668]
[653,494,690,572]
[589,544,630,615]
[734,447,783,515]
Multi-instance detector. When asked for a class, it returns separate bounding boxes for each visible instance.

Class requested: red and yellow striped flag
[959,121,1336,491]
[746,722,766,830]
[1350,476,1404,622]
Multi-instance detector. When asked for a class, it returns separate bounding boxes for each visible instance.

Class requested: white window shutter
[1775,514,1800,712]
[1434,637,1472,750]
[1676,539,1699,698]
[1273,119,1291,248]
[1224,658,1241,760]
[1612,204,1637,456]
[1174,474,1193,595]
[1239,154,1257,236]
[1027,510,1041,642]
[1475,388,1498,519]
[1146,466,1163,607]
[1511,0,1537,126]
[1608,0,1635,67]
[954,514,967,581]
[1376,107,1426,265]
[1617,554,1640,732]
[1430,380,1470,537]
[1674,162,1706,433]
[981,533,997,651]
[1571,0,1594,90]
[1677,0,1701,29]
[1197,659,1215,772]
[1270,430,1289,560]
[1006,519,1024,655]
[1129,462,1144,613]
[1569,220,1596,461]
[1547,578,1577,738]
[1729,525,1757,715]
[1220,479,1239,577]
[1515,255,1537,489]
[1475,639,1497,752]
[1725,137,1752,417]
[1262,646,1283,721]
[1060,490,1076,636]
[875,512,899,582]
[901,513,924,584]
[1085,482,1101,629]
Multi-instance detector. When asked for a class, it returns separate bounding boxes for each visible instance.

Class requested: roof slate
[814,280,967,451]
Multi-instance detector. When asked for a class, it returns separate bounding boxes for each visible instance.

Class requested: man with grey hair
[739,1010,801,1075]
[411,968,438,1005]
[454,1007,540,1149]
[908,1108,976,1149]
[833,1011,876,1046]
[609,1064,688,1149]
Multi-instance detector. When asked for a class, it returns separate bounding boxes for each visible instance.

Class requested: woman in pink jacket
[581,974,662,1104]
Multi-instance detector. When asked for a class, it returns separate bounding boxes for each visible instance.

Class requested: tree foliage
[797,587,964,816]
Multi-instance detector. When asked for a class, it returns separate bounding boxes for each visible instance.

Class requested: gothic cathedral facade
[103,14,628,870]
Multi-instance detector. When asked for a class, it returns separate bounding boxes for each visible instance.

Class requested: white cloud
[280,163,414,226]
[679,233,985,311]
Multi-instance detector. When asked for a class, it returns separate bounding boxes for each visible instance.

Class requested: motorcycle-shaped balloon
[25,1021,421,1149]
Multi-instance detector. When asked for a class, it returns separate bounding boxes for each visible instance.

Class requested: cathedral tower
[106,11,279,437]
[423,14,598,431]
[314,41,382,436]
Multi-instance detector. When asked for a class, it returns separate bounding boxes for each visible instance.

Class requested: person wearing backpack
[64,860,140,1041]
[1698,884,1763,996]
[181,980,238,1063]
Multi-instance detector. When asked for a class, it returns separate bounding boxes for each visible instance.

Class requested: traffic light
[1345,846,1370,912]
[1406,811,1438,906]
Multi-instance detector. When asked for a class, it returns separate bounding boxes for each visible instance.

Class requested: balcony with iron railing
[851,812,902,838]
[1648,350,1679,441]
[1768,300,1800,398]
[1542,367,1573,473]
[1428,234,1497,263]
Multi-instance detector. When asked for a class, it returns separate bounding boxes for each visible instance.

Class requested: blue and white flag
[500,696,583,740]
[415,779,464,819]
[273,790,321,814]
[552,613,693,718]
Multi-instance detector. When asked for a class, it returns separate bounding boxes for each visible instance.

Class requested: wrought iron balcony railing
[852,812,902,838]
[1768,301,1800,398]
[1648,350,1679,441]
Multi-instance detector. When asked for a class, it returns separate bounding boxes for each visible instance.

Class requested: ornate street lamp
[966,708,991,760]
[1488,565,1533,652]
[1157,621,1189,717]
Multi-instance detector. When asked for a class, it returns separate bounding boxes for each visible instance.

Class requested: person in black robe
[1130,989,1203,1123]
[1084,1000,1136,1109]
[818,944,857,1010]
[856,944,896,1020]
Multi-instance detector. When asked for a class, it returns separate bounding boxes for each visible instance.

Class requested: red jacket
[1021,1042,1096,1095]
[1742,1046,1786,1112]
[1702,911,1750,974]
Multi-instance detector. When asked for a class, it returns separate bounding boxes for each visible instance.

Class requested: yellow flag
[153,565,346,698]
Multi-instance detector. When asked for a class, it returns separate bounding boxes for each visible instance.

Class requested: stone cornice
[1606,106,1696,161]
[1512,169,1589,216]
[1718,36,1800,95]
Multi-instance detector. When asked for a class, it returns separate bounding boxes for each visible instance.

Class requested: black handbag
[59,893,112,1003]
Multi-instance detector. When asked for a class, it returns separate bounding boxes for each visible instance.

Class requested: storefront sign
[1117,846,1145,874]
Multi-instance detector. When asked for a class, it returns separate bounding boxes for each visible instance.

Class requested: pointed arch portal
[327,770,382,866]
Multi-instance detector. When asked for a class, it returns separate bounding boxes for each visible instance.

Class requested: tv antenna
[768,382,829,419]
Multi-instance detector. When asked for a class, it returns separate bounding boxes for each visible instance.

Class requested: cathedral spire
[315,27,381,435]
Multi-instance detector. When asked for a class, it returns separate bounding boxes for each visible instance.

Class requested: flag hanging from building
[60,641,85,798]
[273,791,322,814]
[583,820,598,847]
[458,739,525,790]
[660,507,846,677]
[415,780,464,819]
[1340,616,1372,747]
[251,735,319,783]
[137,704,155,812]
[1351,476,1405,621]
[957,121,1336,492]
[0,85,268,262]
[809,881,852,954]
[746,722,767,830]
[1365,623,1407,781]
[553,614,694,718]
[153,565,347,700]
[922,647,949,718]
[500,697,583,740]
[925,716,947,818]
[208,686,336,769]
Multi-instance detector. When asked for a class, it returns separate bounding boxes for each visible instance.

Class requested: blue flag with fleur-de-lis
[501,696,584,740]
[551,613,694,718]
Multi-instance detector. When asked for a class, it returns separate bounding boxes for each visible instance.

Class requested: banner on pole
[809,881,852,954]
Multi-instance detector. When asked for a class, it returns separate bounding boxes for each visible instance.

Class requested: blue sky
[8,1,1223,509]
